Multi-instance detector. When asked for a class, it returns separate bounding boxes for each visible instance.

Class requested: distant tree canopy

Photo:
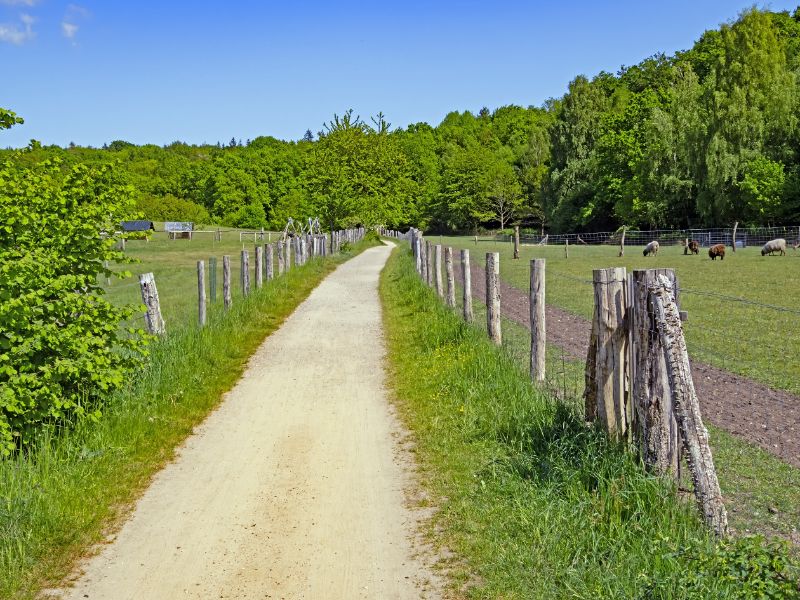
[3,7,800,232]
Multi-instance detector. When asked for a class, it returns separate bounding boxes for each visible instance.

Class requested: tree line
[4,6,800,234]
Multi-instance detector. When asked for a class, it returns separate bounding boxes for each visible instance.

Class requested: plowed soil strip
[57,244,439,600]
[457,263,800,468]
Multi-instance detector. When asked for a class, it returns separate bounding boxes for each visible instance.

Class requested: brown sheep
[688,240,700,255]
[708,244,726,260]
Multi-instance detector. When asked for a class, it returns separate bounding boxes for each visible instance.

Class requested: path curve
[58,243,440,599]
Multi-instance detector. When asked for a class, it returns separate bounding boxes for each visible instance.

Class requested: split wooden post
[513,225,520,259]
[139,272,165,335]
[197,260,206,327]
[241,250,250,296]
[434,245,444,298]
[530,259,546,382]
[632,268,681,475]
[209,257,217,303]
[420,238,428,282]
[444,246,456,308]
[585,267,629,439]
[461,249,473,323]
[222,255,232,309]
[277,241,285,275]
[619,226,626,257]
[285,239,292,272]
[265,244,274,280]
[650,275,729,537]
[486,252,501,344]
[255,246,263,289]
[414,232,422,275]
[426,241,434,288]
[731,221,738,253]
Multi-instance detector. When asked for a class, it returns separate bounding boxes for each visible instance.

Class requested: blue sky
[2,1,799,148]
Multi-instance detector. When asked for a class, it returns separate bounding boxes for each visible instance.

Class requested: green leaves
[0,156,148,455]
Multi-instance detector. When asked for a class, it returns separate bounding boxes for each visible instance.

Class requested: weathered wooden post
[255,246,263,289]
[486,252,501,344]
[139,272,165,335]
[434,245,444,298]
[223,256,232,309]
[632,268,680,475]
[564,238,569,259]
[445,246,456,308]
[209,257,217,303]
[241,250,250,296]
[619,226,626,257]
[650,275,729,537]
[265,244,274,280]
[530,259,546,382]
[585,268,629,439]
[414,232,422,275]
[461,249,473,323]
[513,225,520,259]
[420,238,428,282]
[277,241,285,275]
[197,260,206,327]
[426,241,434,287]
[731,221,738,253]
[285,239,292,272]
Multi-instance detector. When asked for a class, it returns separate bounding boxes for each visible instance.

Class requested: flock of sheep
[641,238,796,260]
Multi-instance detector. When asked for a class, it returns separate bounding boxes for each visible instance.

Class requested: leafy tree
[0,156,147,453]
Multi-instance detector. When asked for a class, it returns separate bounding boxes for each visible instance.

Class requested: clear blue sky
[2,1,798,148]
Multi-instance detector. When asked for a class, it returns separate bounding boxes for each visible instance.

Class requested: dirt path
[458,263,800,469]
[57,244,440,600]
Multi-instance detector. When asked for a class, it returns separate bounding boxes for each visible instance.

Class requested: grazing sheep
[643,241,660,257]
[708,244,726,260]
[688,240,700,255]
[761,238,787,256]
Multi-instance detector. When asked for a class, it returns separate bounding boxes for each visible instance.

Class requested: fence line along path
[59,242,440,600]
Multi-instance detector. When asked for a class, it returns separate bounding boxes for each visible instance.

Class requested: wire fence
[490,225,800,249]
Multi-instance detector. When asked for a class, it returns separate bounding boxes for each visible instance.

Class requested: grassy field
[104,229,284,331]
[380,246,800,598]
[433,236,800,395]
[0,235,377,600]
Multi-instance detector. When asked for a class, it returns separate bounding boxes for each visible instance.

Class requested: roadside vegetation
[380,246,799,599]
[0,238,378,599]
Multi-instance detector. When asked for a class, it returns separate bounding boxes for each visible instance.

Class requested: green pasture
[103,230,283,331]
[435,236,800,395]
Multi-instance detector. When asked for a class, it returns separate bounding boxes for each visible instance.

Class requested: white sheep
[761,238,787,256]
[643,240,660,257]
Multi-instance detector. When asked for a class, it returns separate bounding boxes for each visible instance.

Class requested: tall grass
[0,239,378,599]
[380,246,799,599]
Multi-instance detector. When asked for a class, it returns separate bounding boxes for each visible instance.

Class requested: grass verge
[0,238,380,599]
[380,245,799,599]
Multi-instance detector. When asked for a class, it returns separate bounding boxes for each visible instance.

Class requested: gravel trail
[58,243,440,600]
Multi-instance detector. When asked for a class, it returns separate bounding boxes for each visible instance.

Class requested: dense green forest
[5,7,800,233]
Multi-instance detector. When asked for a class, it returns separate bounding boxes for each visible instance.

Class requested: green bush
[0,155,148,454]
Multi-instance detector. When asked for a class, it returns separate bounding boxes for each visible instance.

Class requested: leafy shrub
[136,193,211,224]
[0,154,149,454]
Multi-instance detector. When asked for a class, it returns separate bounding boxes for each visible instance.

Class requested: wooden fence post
[197,260,206,327]
[255,246,263,289]
[731,221,738,253]
[209,257,217,303]
[139,272,165,335]
[650,275,729,537]
[619,226,626,257]
[265,244,274,280]
[420,238,428,282]
[486,252,501,344]
[434,244,444,298]
[513,225,520,259]
[426,241,434,287]
[445,246,456,308]
[585,267,629,439]
[530,259,546,382]
[277,241,285,275]
[286,239,292,272]
[632,268,680,475]
[461,249,473,323]
[564,238,569,259]
[241,250,250,296]
[415,232,422,275]
[223,255,232,309]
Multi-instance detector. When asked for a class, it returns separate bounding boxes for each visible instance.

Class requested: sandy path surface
[58,243,439,600]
